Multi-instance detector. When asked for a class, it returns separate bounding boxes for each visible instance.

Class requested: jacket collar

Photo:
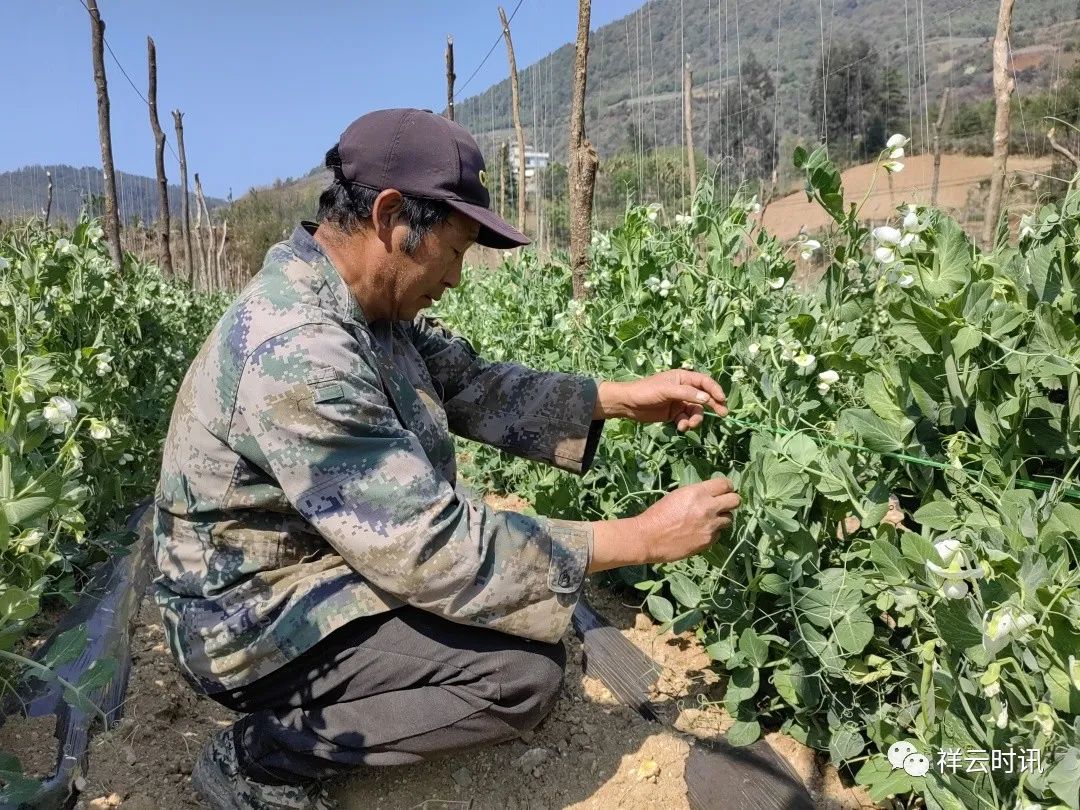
[289,221,366,328]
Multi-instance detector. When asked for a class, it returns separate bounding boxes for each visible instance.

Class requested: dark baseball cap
[337,108,530,249]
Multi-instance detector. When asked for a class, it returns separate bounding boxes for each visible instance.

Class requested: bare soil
[10,493,877,809]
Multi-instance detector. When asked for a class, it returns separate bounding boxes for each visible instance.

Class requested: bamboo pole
[147,37,173,278]
[498,140,509,219]
[683,57,697,198]
[982,0,1016,249]
[87,0,123,270]
[499,6,527,233]
[193,172,206,289]
[445,36,455,122]
[172,110,194,285]
[930,87,950,206]
[194,173,214,289]
[1048,127,1080,171]
[43,171,53,227]
[568,0,599,301]
[216,219,228,289]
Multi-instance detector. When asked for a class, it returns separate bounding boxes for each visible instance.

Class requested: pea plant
[0,218,227,796]
[439,147,1080,810]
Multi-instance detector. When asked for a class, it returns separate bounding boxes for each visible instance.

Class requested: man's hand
[594,370,728,431]
[588,478,741,573]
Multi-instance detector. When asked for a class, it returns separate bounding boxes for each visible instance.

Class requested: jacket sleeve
[409,316,604,474]
[230,322,592,643]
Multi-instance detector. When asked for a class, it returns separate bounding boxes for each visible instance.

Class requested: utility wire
[454,0,526,100]
[76,0,181,166]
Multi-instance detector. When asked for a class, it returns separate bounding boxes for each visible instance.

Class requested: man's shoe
[191,727,335,810]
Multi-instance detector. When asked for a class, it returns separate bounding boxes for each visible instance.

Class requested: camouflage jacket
[153,223,602,693]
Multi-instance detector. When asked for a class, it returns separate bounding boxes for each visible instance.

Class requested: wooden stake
[445,36,456,122]
[499,6,527,233]
[499,140,509,219]
[568,0,599,301]
[193,172,206,289]
[147,37,173,278]
[172,110,194,285]
[982,0,1016,249]
[43,170,54,227]
[194,173,213,288]
[930,87,950,207]
[87,0,123,270]
[217,219,228,289]
[683,57,697,198]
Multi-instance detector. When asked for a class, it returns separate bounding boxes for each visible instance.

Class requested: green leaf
[1026,236,1064,304]
[668,573,701,609]
[951,325,982,360]
[926,218,973,298]
[646,594,674,623]
[833,613,874,655]
[933,600,987,667]
[863,373,907,424]
[829,726,865,764]
[855,756,916,803]
[41,625,87,670]
[840,408,912,454]
[870,539,910,585]
[725,719,761,747]
[739,627,770,668]
[1047,746,1080,810]
[913,500,959,531]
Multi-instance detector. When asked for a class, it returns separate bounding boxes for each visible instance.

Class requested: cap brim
[445,199,531,249]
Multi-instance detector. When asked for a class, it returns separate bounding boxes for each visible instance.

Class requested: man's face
[390,212,479,321]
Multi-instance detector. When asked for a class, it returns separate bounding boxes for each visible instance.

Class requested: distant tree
[710,52,776,184]
[811,35,891,161]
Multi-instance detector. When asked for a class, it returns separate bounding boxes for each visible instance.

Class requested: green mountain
[0,164,226,226]
[454,0,1078,164]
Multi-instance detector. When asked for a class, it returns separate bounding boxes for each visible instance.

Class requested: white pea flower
[681,360,694,369]
[903,211,920,231]
[645,276,661,292]
[43,396,78,432]
[897,273,915,288]
[89,420,112,441]
[88,225,104,242]
[731,368,746,383]
[874,246,897,264]
[674,213,692,227]
[798,239,821,261]
[647,207,659,223]
[984,681,1001,698]
[792,352,817,375]
[768,276,786,290]
[0,257,10,271]
[744,196,762,214]
[942,580,970,599]
[817,382,831,395]
[818,370,839,385]
[983,605,1037,655]
[1019,213,1036,240]
[888,146,906,160]
[747,343,760,358]
[873,226,903,246]
[995,702,1009,729]
[659,279,673,298]
[55,238,78,256]
[583,280,593,290]
[886,133,910,149]
[634,353,646,366]
[681,317,694,328]
[118,452,134,466]
[882,160,905,174]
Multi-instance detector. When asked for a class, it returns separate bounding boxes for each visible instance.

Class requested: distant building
[510,144,550,193]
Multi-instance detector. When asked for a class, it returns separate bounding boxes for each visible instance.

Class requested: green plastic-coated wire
[701,412,1080,502]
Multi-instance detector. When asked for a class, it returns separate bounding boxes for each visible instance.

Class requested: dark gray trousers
[209,606,566,786]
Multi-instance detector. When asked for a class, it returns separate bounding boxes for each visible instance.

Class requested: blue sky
[1,0,642,198]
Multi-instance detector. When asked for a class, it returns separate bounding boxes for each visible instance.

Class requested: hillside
[454,0,1078,163]
[0,164,226,226]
